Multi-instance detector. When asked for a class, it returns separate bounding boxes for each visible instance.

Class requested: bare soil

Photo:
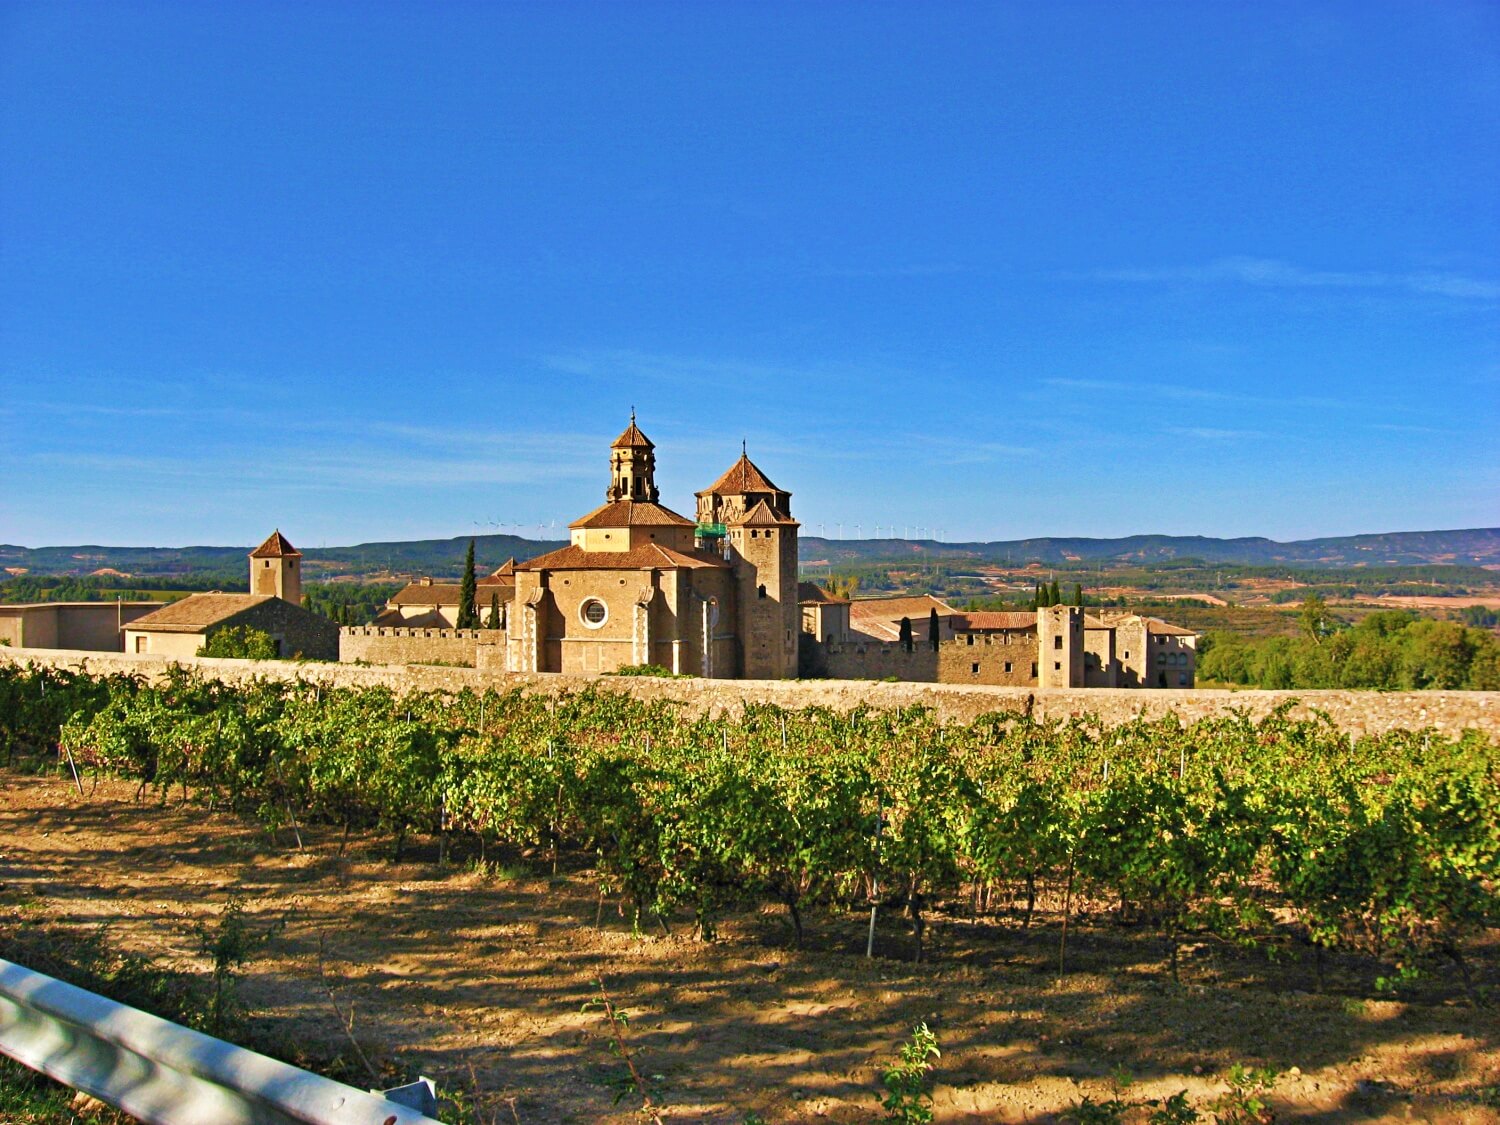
[2,772,1496,1124]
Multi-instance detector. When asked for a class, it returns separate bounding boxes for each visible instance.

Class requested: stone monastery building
[352,417,1196,687]
[506,416,799,678]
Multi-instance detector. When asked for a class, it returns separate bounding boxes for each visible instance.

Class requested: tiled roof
[125,594,273,633]
[569,500,695,529]
[733,498,796,527]
[1147,619,1197,636]
[516,543,729,571]
[610,419,654,449]
[699,453,783,497]
[249,530,299,558]
[848,595,956,622]
[953,611,1037,631]
[798,582,849,605]
[390,583,464,606]
[847,595,957,643]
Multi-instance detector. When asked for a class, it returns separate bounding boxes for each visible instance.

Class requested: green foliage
[198,625,279,660]
[609,664,688,678]
[899,616,913,652]
[193,896,276,1036]
[880,1022,940,1123]
[1198,612,1500,689]
[6,665,1498,994]
[456,540,478,629]
[485,592,500,629]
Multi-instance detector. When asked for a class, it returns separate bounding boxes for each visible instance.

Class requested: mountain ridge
[2,528,1497,578]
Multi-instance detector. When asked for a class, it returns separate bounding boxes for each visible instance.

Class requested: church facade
[505,417,800,679]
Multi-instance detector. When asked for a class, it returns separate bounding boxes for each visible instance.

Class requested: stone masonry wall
[339,627,493,666]
[3,646,1497,738]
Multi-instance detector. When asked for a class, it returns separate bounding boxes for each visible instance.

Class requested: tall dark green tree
[928,607,940,651]
[486,592,501,629]
[457,539,478,628]
[1049,579,1062,607]
[1072,583,1084,608]
[898,616,913,652]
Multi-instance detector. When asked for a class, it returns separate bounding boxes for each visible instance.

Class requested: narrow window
[1003,661,1012,673]
[1054,635,1062,650]
[1054,661,1061,671]
[966,634,974,646]
[758,584,767,599]
[971,663,979,674]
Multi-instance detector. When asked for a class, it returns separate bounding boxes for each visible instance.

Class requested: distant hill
[796,528,1500,568]
[0,534,568,581]
[2,527,1495,579]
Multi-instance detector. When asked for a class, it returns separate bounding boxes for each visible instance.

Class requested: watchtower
[697,449,800,679]
[249,530,302,605]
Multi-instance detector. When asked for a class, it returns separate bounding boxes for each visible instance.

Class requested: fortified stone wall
[824,634,1044,687]
[339,626,492,666]
[4,646,1497,737]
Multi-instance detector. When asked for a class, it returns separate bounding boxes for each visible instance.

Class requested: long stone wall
[339,626,498,667]
[3,646,1497,737]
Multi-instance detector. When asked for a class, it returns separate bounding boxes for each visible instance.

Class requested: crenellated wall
[339,626,500,666]
[3,645,1496,737]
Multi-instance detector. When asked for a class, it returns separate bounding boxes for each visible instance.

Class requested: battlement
[339,625,503,666]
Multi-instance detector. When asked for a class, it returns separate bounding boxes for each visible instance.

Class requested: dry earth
[2,773,1496,1124]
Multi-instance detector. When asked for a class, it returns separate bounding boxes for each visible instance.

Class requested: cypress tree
[899,616,913,652]
[1072,583,1084,608]
[1049,579,1062,607]
[457,539,478,628]
[486,591,500,629]
[928,607,940,650]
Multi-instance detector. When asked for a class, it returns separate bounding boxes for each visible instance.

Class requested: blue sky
[2,0,1496,548]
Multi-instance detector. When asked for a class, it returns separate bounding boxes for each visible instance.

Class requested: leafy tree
[927,608,940,651]
[198,626,278,660]
[486,592,501,630]
[898,616,913,652]
[456,539,478,629]
[1299,593,1335,644]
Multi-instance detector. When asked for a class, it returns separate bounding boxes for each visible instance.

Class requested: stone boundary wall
[3,646,1497,737]
[338,626,498,667]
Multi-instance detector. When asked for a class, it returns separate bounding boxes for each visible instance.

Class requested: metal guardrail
[0,957,444,1125]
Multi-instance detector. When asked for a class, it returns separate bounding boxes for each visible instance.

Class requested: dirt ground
[2,772,1496,1124]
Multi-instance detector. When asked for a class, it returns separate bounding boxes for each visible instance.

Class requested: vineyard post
[1058,854,1075,978]
[867,794,884,958]
[62,744,84,797]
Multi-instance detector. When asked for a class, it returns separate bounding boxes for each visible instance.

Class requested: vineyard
[4,663,1495,991]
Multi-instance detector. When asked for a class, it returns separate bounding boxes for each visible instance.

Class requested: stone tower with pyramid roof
[249,530,302,604]
[696,447,800,679]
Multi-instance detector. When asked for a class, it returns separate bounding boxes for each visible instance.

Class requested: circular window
[580,598,608,628]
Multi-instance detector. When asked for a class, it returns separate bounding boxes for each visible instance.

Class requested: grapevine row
[2,664,1495,988]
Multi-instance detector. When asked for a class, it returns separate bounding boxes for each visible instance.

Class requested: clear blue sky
[2,0,1496,548]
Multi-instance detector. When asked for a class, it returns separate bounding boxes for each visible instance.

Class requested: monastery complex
[356,418,1198,689]
[0,416,1195,687]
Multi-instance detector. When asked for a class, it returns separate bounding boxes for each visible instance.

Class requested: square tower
[249,530,302,604]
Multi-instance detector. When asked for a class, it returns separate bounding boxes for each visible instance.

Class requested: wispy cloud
[1077,257,1500,300]
[1041,376,1347,412]
[1164,426,1264,441]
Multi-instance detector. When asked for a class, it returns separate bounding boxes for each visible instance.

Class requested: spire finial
[742,438,747,456]
[630,406,636,424]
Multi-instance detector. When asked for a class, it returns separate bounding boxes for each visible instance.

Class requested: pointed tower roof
[249,530,299,558]
[699,452,783,497]
[611,410,654,450]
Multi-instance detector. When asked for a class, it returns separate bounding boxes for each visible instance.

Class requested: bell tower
[249,530,302,604]
[606,410,660,503]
